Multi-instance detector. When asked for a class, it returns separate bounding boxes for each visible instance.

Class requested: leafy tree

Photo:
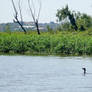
[76,14,92,30]
[56,5,92,31]
[56,5,78,30]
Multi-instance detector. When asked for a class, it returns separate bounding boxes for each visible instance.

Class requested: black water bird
[82,68,86,75]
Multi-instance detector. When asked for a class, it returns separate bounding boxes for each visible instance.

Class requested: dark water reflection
[0,56,92,92]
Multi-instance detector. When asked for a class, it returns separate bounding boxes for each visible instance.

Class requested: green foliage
[76,14,92,30]
[56,5,92,31]
[56,5,78,30]
[56,5,70,22]
[0,31,92,55]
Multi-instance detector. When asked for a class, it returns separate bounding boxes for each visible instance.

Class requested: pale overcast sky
[0,0,92,23]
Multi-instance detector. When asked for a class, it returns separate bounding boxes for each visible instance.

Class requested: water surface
[0,56,92,92]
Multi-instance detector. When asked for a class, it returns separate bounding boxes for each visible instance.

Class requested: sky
[0,0,92,23]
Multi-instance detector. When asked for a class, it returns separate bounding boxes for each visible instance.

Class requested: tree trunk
[16,18,27,34]
[35,20,40,35]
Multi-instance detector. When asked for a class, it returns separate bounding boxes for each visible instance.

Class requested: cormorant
[82,68,86,75]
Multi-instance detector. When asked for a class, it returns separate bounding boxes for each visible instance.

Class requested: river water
[0,56,92,92]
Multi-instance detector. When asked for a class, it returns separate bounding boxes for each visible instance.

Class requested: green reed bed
[0,32,92,55]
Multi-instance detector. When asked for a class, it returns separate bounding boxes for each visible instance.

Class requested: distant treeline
[0,22,58,32]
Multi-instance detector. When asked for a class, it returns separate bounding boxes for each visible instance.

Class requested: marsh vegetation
[0,30,92,55]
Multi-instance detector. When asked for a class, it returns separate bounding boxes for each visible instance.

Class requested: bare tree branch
[37,0,42,20]
[28,0,41,35]
[31,0,36,18]
[11,0,18,19]
[18,0,23,25]
[11,0,27,34]
[28,0,36,22]
[11,0,18,15]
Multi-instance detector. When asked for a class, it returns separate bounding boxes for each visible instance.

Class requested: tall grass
[0,31,92,55]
